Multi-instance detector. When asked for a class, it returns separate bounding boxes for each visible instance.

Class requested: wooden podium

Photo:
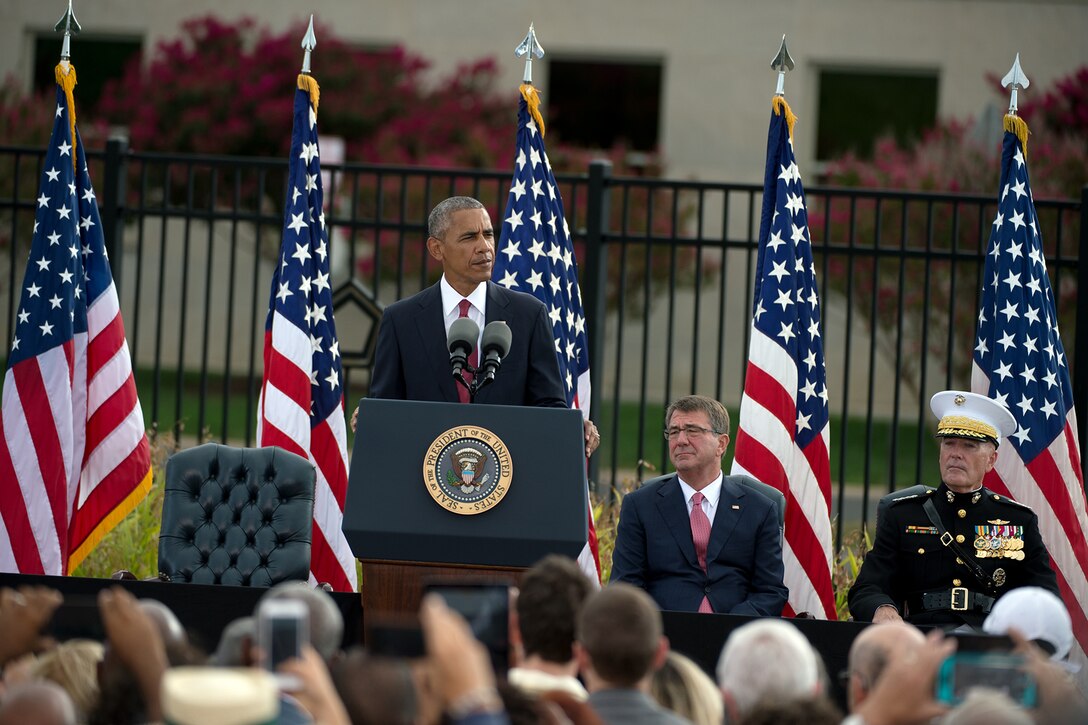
[343,398,589,628]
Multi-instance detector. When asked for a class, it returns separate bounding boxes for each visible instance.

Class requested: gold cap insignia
[936,415,999,442]
[954,394,967,405]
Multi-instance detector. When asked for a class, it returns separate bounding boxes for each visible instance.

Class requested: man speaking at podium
[356,196,601,457]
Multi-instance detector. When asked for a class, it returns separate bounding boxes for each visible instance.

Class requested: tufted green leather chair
[157,443,316,586]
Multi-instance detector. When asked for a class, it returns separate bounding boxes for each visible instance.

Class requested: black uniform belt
[909,588,995,614]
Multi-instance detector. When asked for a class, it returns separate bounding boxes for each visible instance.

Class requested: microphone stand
[454,362,497,403]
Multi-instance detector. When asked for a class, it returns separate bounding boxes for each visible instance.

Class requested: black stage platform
[1,573,866,708]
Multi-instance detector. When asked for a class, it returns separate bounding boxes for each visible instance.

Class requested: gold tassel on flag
[298,73,320,115]
[771,95,797,142]
[1003,114,1029,158]
[55,63,78,171]
[519,83,546,138]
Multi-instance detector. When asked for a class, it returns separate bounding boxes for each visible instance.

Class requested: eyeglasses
[664,425,720,440]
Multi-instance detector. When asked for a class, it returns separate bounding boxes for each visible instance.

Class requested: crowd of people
[1,554,1086,725]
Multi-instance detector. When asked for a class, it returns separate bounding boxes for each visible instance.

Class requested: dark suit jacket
[610,474,788,616]
[369,280,566,407]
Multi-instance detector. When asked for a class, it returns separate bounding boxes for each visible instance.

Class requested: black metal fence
[0,141,1084,543]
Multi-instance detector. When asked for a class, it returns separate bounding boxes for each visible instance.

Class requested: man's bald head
[0,680,77,725]
[847,622,926,710]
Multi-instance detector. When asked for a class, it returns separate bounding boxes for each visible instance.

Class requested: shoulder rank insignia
[991,495,1034,512]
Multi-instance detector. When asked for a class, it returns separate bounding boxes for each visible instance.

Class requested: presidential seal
[423,425,513,515]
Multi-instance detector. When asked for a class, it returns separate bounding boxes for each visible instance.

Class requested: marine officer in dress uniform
[848,390,1059,627]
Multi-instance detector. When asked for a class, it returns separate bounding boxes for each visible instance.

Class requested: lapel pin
[731,504,741,510]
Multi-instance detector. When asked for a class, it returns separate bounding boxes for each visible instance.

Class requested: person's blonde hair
[30,639,104,720]
[650,651,724,725]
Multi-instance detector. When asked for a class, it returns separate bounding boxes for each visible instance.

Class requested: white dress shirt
[678,471,723,526]
[439,276,486,352]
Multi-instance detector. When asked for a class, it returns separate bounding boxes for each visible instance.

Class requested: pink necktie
[456,299,477,404]
[691,492,714,614]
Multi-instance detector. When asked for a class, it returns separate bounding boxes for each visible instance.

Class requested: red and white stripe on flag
[731,97,836,619]
[257,78,357,592]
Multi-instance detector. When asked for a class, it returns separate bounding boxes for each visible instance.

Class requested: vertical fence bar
[583,160,612,487]
[100,138,128,295]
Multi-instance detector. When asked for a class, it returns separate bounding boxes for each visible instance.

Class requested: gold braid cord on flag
[519,83,546,137]
[1004,114,1029,158]
[771,95,797,142]
[298,73,320,116]
[55,64,78,172]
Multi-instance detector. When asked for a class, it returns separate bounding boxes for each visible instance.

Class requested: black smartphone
[424,583,510,675]
[946,631,1015,653]
[365,619,426,659]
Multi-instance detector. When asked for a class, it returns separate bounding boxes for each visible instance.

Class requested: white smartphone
[257,599,309,690]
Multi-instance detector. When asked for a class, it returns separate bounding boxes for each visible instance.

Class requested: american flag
[493,84,600,583]
[731,98,836,619]
[0,65,152,575]
[971,118,1088,670]
[257,76,357,592]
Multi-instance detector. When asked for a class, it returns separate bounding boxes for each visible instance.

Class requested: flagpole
[771,35,794,97]
[515,23,544,85]
[732,35,837,619]
[54,0,80,74]
[499,24,602,583]
[972,53,1088,677]
[301,14,316,76]
[1001,53,1029,117]
[1000,54,1031,156]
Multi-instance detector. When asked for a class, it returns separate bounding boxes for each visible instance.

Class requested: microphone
[447,317,479,379]
[478,321,512,384]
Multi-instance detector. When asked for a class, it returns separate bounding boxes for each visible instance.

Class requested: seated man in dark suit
[610,395,788,615]
[353,196,600,456]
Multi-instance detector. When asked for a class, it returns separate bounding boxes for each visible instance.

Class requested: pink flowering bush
[0,15,698,307]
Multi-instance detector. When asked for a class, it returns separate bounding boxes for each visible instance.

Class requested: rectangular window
[34,34,142,112]
[816,68,939,160]
[546,56,663,152]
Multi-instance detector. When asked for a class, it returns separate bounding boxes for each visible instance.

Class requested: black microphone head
[448,317,479,355]
[481,321,512,357]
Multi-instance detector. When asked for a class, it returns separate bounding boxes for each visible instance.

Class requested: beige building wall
[3,1,1087,183]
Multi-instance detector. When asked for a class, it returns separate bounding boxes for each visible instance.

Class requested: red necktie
[456,299,478,404]
[691,492,714,614]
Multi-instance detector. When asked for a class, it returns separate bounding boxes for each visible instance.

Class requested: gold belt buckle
[951,587,969,611]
